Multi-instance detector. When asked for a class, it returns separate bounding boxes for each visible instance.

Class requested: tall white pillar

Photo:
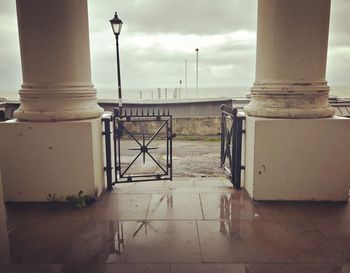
[0,170,11,271]
[244,0,334,118]
[243,0,350,201]
[14,0,103,121]
[0,0,105,202]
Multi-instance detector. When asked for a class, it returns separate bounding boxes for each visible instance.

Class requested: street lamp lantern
[110,12,123,36]
[110,12,123,104]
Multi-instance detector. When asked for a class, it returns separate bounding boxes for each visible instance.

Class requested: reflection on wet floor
[220,194,239,235]
[4,177,350,272]
[151,194,173,211]
[108,221,124,255]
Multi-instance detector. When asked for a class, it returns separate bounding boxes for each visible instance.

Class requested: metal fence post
[102,115,113,191]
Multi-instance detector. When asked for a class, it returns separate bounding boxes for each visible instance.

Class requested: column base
[244,116,350,201]
[244,81,335,118]
[0,118,105,201]
[14,83,104,121]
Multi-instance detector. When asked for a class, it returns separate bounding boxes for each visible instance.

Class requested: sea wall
[3,98,248,136]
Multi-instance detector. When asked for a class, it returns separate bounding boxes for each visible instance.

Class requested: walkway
[5,177,350,272]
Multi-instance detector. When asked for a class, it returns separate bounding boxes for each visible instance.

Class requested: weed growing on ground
[66,191,95,208]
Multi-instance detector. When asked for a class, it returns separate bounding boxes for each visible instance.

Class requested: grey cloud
[88,0,257,35]
[0,0,349,95]
[327,46,350,86]
[91,37,256,89]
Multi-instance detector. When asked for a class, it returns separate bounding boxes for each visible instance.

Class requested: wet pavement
[4,177,350,273]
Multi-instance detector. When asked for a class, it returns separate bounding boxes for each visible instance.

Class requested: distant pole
[185,60,188,93]
[179,80,182,99]
[195,48,199,98]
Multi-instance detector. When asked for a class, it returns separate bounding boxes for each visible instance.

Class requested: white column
[14,0,103,121]
[244,0,334,118]
[0,170,11,271]
[0,0,105,202]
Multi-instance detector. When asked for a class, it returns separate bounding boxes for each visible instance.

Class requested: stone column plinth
[0,170,11,271]
[14,0,103,121]
[244,0,334,118]
[0,0,106,202]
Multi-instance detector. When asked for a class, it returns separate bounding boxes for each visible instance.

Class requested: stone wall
[173,117,221,136]
[4,98,246,136]
[122,117,222,137]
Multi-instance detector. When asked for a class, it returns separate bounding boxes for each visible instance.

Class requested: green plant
[66,190,95,208]
[47,193,63,202]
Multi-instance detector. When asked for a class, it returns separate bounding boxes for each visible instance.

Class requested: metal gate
[102,107,173,190]
[220,105,245,188]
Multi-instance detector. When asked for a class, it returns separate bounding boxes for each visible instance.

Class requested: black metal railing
[102,108,174,189]
[114,107,173,183]
[102,113,114,191]
[220,105,245,188]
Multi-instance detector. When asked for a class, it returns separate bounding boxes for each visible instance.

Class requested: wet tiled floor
[4,177,350,272]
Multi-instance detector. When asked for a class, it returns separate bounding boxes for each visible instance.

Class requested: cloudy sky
[0,0,350,95]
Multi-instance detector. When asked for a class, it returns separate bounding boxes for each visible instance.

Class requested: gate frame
[220,105,245,189]
[102,108,173,190]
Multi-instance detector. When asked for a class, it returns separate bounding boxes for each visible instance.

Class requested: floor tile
[194,177,227,187]
[5,176,350,268]
[9,264,64,273]
[126,221,201,263]
[200,192,259,220]
[147,193,203,220]
[171,263,246,273]
[112,181,172,194]
[197,220,266,263]
[314,218,350,254]
[197,220,342,263]
[246,263,342,273]
[60,263,169,273]
[9,220,88,264]
[256,220,343,263]
[92,193,151,220]
[6,203,93,231]
[341,264,350,273]
[56,221,137,264]
[255,202,350,222]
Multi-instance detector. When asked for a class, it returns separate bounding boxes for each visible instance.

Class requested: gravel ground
[117,139,223,178]
[172,140,222,177]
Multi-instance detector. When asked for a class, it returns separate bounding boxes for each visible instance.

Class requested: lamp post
[110,12,123,107]
[195,48,199,98]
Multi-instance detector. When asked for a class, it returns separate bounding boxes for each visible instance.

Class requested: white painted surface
[0,170,11,271]
[244,116,350,201]
[245,0,334,118]
[0,118,105,201]
[14,0,103,121]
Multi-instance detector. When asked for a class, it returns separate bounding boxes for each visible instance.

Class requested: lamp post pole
[195,48,199,98]
[110,12,123,108]
[115,33,122,105]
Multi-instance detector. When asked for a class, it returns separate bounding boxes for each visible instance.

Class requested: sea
[1,86,350,101]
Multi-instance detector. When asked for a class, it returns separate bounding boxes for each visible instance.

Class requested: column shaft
[244,0,334,118]
[15,0,103,121]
